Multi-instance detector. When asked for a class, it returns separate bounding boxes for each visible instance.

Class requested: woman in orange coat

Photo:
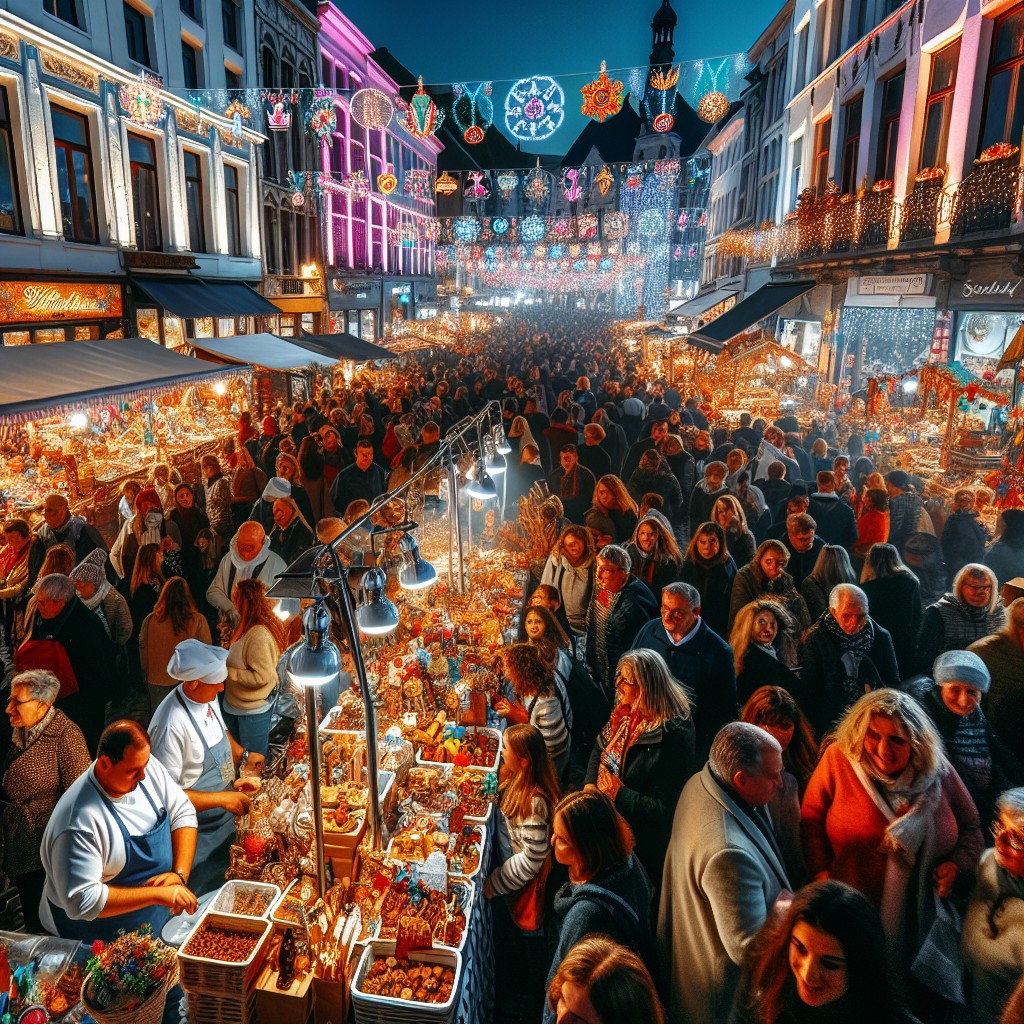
[853,487,889,560]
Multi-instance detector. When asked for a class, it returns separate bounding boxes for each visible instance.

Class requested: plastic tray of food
[270,877,318,930]
[351,941,462,1024]
[372,876,474,952]
[209,880,281,919]
[178,910,273,995]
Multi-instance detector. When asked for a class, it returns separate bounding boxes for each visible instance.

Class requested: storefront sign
[0,281,122,324]
[951,259,1024,309]
[857,274,929,296]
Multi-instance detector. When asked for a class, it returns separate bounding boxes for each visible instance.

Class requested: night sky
[340,0,784,152]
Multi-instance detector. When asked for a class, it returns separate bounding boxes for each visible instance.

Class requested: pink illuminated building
[317,3,442,339]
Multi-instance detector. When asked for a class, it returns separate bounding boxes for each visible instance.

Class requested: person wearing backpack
[543,790,654,1024]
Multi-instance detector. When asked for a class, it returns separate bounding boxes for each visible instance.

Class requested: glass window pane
[52,108,86,146]
[4,331,30,346]
[1010,68,1024,148]
[217,318,235,337]
[931,38,961,93]
[0,126,21,234]
[128,133,154,165]
[982,68,1013,149]
[993,9,1024,66]
[72,149,95,240]
[921,100,946,167]
[55,149,73,233]
[34,328,65,344]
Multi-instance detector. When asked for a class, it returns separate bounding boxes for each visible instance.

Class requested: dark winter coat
[680,553,737,640]
[28,516,112,587]
[688,482,730,534]
[585,578,658,695]
[625,544,680,599]
[806,492,858,549]
[984,510,1024,585]
[627,469,684,529]
[941,509,989,581]
[860,572,922,679]
[736,643,800,707]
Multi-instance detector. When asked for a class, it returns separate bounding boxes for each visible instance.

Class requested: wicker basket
[81,962,179,1024]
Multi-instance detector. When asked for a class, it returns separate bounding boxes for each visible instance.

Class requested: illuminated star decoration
[451,82,493,145]
[560,167,588,202]
[646,65,679,133]
[404,77,444,139]
[505,76,565,142]
[377,164,398,195]
[581,61,624,122]
[118,75,165,127]
[594,165,614,197]
[304,95,337,139]
[465,171,490,200]
[435,171,459,197]
[262,91,297,131]
[350,87,394,130]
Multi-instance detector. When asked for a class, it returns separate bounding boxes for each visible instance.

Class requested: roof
[0,338,246,422]
[562,97,644,166]
[297,332,396,362]
[190,334,339,370]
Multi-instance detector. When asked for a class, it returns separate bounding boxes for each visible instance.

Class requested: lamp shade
[286,600,341,686]
[398,535,438,590]
[494,425,512,454]
[356,566,400,636]
[465,461,497,499]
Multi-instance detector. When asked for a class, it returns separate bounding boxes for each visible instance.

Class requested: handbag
[509,852,553,933]
[14,638,79,700]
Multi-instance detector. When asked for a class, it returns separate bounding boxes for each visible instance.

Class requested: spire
[650,0,677,67]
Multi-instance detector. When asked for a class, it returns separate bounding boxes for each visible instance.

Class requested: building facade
[0,0,275,349]
[317,3,441,341]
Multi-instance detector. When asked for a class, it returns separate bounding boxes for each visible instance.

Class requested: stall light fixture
[69,412,88,430]
[397,534,438,590]
[356,566,400,635]
[213,381,228,396]
[902,378,919,394]
[465,460,497,499]
[493,424,512,455]
[286,599,341,687]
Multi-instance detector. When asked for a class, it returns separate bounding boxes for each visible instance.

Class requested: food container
[270,878,316,930]
[209,880,281,919]
[416,727,502,773]
[178,910,273,995]
[351,941,462,1024]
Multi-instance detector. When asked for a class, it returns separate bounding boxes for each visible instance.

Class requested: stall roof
[0,337,247,422]
[669,288,737,319]
[295,332,396,362]
[190,334,340,370]
[135,278,279,317]
[688,280,816,350]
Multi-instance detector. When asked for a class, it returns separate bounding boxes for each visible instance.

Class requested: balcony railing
[717,149,1024,266]
[263,274,325,297]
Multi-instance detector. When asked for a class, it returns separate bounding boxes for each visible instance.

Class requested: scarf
[599,703,653,782]
[754,438,788,480]
[38,515,87,550]
[79,578,111,611]
[12,705,55,751]
[821,611,876,702]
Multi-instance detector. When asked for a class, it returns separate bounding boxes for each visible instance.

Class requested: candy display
[359,956,457,1004]
[181,923,262,963]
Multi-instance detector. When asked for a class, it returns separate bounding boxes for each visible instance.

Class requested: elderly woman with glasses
[1,669,91,932]
[916,563,1006,675]
[962,788,1024,1024]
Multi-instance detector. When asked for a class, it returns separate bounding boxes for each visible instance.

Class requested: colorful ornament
[505,76,565,142]
[520,216,546,243]
[697,91,730,123]
[404,168,431,200]
[465,171,490,200]
[654,159,681,190]
[451,82,493,144]
[580,61,624,122]
[594,165,614,197]
[646,65,679,133]
[496,171,518,200]
[453,217,480,242]
[577,214,598,239]
[350,88,394,130]
[262,91,297,131]
[523,165,550,206]
[305,95,337,139]
[377,164,398,195]
[492,216,510,236]
[625,163,644,189]
[118,74,164,127]
[404,77,444,138]
[435,171,459,197]
[224,98,250,139]
[604,211,629,239]
[560,167,587,202]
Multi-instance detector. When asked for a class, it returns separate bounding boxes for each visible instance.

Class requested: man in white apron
[149,639,263,895]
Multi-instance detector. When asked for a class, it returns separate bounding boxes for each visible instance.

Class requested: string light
[504,76,565,142]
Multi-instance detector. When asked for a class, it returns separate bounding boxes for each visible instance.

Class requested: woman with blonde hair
[729,598,800,704]
[801,689,983,1006]
[540,524,596,635]
[223,577,288,756]
[625,511,682,599]
[713,493,757,568]
[584,647,697,887]
[585,475,638,545]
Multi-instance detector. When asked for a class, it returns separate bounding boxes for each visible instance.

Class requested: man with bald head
[206,521,287,626]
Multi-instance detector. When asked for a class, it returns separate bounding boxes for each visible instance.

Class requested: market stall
[0,338,249,534]
[711,332,817,421]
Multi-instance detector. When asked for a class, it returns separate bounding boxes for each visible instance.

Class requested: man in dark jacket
[547,445,596,525]
[806,471,858,550]
[942,489,989,581]
[585,545,658,701]
[25,573,117,753]
[731,412,759,452]
[28,493,112,586]
[781,512,824,587]
[630,581,737,754]
[579,424,612,480]
[329,440,387,513]
[794,584,900,734]
[620,417,669,486]
[885,470,924,557]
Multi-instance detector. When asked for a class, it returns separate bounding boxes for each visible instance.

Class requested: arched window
[263,204,279,274]
[262,45,277,179]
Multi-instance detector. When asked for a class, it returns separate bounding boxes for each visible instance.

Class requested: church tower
[650,0,677,69]
[637,0,680,159]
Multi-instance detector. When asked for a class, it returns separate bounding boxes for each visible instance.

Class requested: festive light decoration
[625,163,644,189]
[523,166,551,206]
[645,65,679,133]
[560,167,587,202]
[697,91,730,123]
[520,215,547,243]
[453,217,481,242]
[577,214,598,239]
[305,95,336,139]
[604,211,629,239]
[403,77,444,138]
[262,91,297,130]
[404,168,432,199]
[344,170,370,199]
[224,98,250,139]
[580,61,624,122]
[451,82,493,144]
[654,159,681,190]
[435,171,459,197]
[350,87,394,130]
[118,74,164,127]
[465,171,490,200]
[496,171,518,201]
[377,164,398,195]
[505,75,565,142]
[594,165,614,197]
[492,217,510,236]
[680,54,752,120]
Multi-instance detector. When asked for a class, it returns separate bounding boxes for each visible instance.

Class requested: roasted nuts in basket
[182,923,260,962]
[360,958,456,1003]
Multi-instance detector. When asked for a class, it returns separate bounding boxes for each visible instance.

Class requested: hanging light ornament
[403,77,444,138]
[377,163,398,195]
[350,87,394,130]
[594,165,614,197]
[262,91,297,130]
[697,91,730,123]
[465,171,490,200]
[305,94,337,139]
[625,163,645,189]
[560,167,587,202]
[496,170,519,201]
[435,170,459,197]
[224,98,250,139]
[646,65,679,133]
[523,163,551,206]
[118,74,165,127]
[580,61,624,122]
[404,168,432,199]
[505,75,565,142]
[451,82,493,144]
[520,216,547,243]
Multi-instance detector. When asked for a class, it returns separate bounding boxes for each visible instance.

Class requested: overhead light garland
[504,75,564,142]
[451,82,493,144]
[349,87,394,130]
[403,77,444,138]
[645,65,679,133]
[580,61,624,122]
[435,170,459,197]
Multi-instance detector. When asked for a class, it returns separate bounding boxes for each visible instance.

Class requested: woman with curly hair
[729,539,811,634]
[540,524,596,636]
[585,475,638,546]
[625,511,682,600]
[713,493,757,569]
[680,521,737,638]
[729,598,801,705]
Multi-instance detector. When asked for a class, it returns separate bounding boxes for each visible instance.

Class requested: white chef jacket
[39,757,197,933]
[150,685,231,788]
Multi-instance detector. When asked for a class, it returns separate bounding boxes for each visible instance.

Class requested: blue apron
[174,690,236,894]
[48,776,173,941]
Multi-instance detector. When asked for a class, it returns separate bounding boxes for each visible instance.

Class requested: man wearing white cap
[249,476,292,533]
[206,521,287,627]
[149,639,263,894]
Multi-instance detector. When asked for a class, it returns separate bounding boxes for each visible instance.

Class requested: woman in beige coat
[222,577,287,757]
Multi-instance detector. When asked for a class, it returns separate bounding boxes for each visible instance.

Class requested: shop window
[221,0,240,53]
[3,331,29,346]
[184,150,207,253]
[217,317,235,337]
[164,315,184,349]
[124,2,154,70]
[301,313,314,332]
[179,0,200,23]
[874,70,904,181]
[279,314,295,336]
[224,163,242,256]
[128,133,162,251]
[980,6,1024,153]
[137,307,159,342]
[51,104,98,244]
[34,328,66,344]
[73,325,98,340]
[812,117,831,196]
[360,310,375,340]
[181,40,202,91]
[44,0,82,28]
[0,86,23,235]
[840,96,862,194]
[920,39,960,170]
[321,54,332,90]
[193,316,214,338]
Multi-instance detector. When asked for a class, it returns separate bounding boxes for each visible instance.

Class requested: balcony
[262,274,325,298]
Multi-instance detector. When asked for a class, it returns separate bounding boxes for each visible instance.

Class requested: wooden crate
[255,962,313,1024]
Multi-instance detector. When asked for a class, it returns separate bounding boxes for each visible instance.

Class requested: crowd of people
[1,310,1024,1023]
